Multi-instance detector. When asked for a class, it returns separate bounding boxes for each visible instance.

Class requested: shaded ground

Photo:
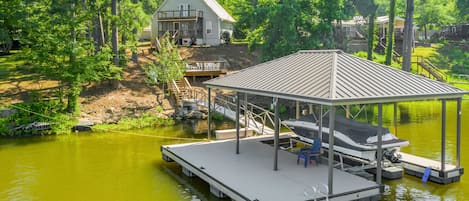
[0,43,260,124]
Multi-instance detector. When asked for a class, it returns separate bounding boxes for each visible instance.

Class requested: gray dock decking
[162,136,380,201]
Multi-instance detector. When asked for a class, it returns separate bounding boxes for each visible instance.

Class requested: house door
[173,22,180,34]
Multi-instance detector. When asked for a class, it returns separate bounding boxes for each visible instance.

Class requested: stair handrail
[171,79,180,94]
[183,77,192,91]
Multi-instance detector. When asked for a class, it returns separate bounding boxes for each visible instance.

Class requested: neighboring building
[139,26,152,41]
[376,16,406,41]
[339,16,367,40]
[151,0,235,46]
[338,16,406,41]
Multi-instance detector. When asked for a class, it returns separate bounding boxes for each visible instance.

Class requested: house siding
[152,0,230,46]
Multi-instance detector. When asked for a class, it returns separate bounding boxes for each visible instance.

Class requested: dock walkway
[400,152,463,184]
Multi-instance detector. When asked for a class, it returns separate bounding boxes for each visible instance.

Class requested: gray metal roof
[204,50,468,105]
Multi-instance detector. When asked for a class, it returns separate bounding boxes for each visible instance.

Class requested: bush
[93,113,174,131]
[0,100,76,136]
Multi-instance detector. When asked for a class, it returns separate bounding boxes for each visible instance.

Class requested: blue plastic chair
[297,138,321,167]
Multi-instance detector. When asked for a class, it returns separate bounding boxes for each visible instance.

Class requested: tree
[22,0,121,113]
[244,0,349,61]
[0,0,25,54]
[415,0,456,40]
[352,0,378,61]
[385,0,396,65]
[143,35,185,93]
[111,0,119,66]
[402,0,414,72]
[456,0,469,21]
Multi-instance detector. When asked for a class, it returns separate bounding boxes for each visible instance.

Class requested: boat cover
[298,114,391,145]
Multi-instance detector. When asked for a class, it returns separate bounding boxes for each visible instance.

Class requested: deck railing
[185,61,226,72]
[157,10,203,19]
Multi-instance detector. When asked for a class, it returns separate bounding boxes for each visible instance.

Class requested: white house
[151,0,235,46]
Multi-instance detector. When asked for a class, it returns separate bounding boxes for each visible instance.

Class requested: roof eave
[205,83,468,106]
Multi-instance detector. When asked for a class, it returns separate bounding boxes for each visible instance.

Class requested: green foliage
[143,35,185,85]
[0,101,77,136]
[210,112,225,121]
[354,51,401,68]
[93,113,175,131]
[438,44,469,74]
[242,0,351,61]
[0,0,24,54]
[456,0,469,21]
[414,0,457,39]
[21,0,122,113]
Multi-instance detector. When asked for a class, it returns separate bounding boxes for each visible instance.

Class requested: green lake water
[0,100,468,201]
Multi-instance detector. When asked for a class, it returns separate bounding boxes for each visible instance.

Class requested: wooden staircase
[379,41,446,82]
[169,77,193,105]
[417,58,446,82]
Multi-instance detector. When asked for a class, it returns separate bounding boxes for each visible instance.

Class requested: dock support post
[319,105,323,142]
[377,103,383,187]
[393,103,398,136]
[236,92,240,155]
[296,101,300,119]
[441,99,446,172]
[244,93,248,137]
[207,88,211,140]
[328,106,336,195]
[457,98,462,167]
[273,97,280,171]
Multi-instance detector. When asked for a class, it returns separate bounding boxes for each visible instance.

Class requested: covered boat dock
[163,50,468,200]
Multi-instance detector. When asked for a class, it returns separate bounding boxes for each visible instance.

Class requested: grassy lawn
[0,51,24,81]
[0,51,60,105]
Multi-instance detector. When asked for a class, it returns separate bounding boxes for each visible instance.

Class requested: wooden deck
[184,61,228,78]
[162,136,380,201]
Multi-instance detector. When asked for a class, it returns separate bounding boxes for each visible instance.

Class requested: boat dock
[161,135,381,201]
[399,152,464,184]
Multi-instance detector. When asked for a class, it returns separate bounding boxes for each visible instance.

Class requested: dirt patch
[1,43,260,124]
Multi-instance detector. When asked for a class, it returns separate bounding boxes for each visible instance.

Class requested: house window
[179,4,184,17]
[206,20,212,34]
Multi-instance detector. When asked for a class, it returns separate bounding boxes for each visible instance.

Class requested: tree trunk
[68,2,78,113]
[67,85,81,114]
[367,13,375,61]
[92,5,105,52]
[112,0,119,66]
[402,0,414,72]
[131,0,139,63]
[250,0,258,31]
[424,25,427,40]
[385,0,396,65]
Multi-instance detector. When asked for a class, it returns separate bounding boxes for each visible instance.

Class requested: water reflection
[0,100,467,200]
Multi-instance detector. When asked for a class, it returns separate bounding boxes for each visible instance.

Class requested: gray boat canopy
[204,50,468,105]
[202,49,467,195]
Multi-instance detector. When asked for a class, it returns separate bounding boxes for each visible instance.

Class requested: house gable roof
[203,0,235,23]
[204,50,468,105]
